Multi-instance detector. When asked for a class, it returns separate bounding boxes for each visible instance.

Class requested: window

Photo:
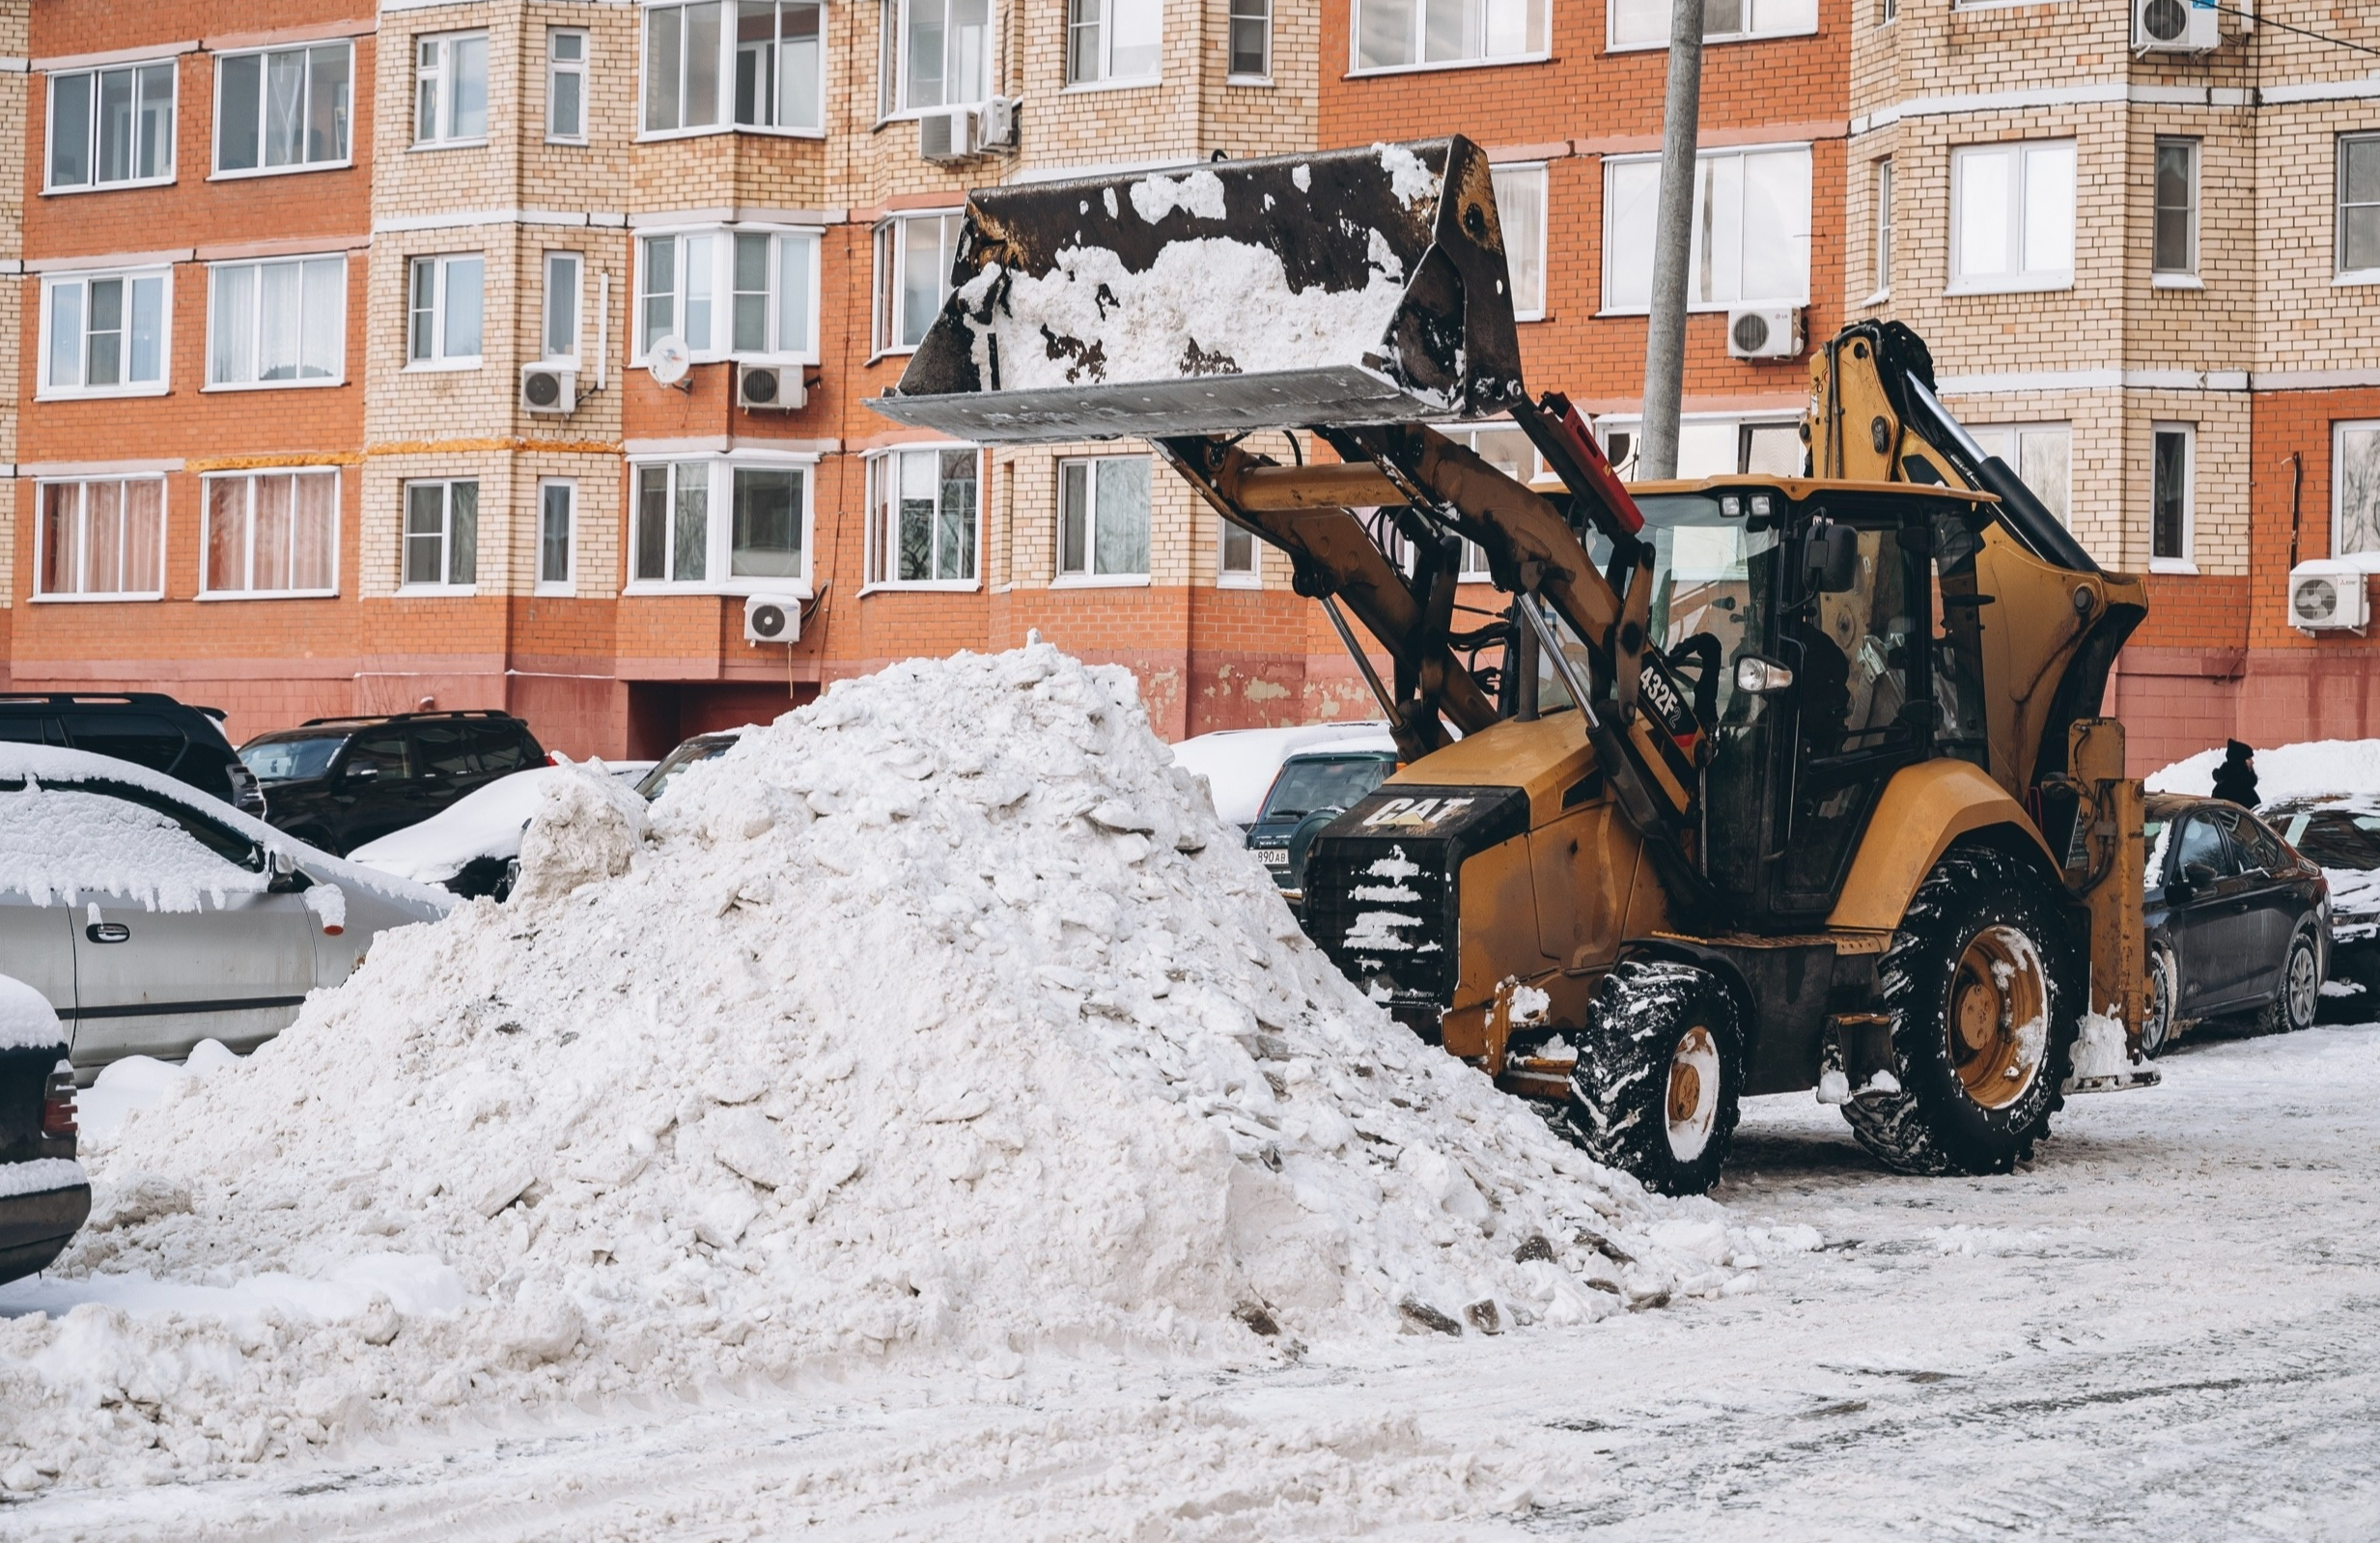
[1880,0,1896,21]
[209,257,345,387]
[1461,426,1543,575]
[1354,0,1548,70]
[1603,146,1811,312]
[545,251,582,361]
[1872,156,1893,297]
[639,227,820,358]
[42,270,169,395]
[538,480,576,592]
[874,212,962,353]
[1492,163,1547,319]
[882,0,993,113]
[403,481,477,589]
[2340,134,2380,281]
[2154,137,2198,279]
[2151,424,2193,566]
[1610,0,1815,47]
[35,479,165,600]
[407,254,485,366]
[1594,416,1798,479]
[645,1,825,134]
[1068,0,1162,85]
[1229,0,1272,77]
[46,61,175,190]
[548,29,588,141]
[216,42,351,173]
[1949,140,2075,293]
[202,470,338,596]
[2334,423,2380,557]
[1218,516,1258,583]
[867,447,980,586]
[414,31,489,146]
[1968,424,2070,524]
[1057,457,1151,580]
[631,459,813,588]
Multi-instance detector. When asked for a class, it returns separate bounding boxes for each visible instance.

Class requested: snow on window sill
[1859,288,1891,307]
[1344,52,1550,78]
[2152,271,2204,290]
[1216,573,1262,590]
[1225,73,1274,86]
[196,588,340,602]
[533,583,576,598]
[1050,574,1151,589]
[2148,558,2198,575]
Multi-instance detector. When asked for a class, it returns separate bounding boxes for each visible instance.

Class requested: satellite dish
[648,335,691,389]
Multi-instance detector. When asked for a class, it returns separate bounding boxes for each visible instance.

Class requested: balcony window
[414,32,490,146]
[1068,0,1162,85]
[203,470,339,596]
[403,479,478,590]
[407,254,485,366]
[1603,145,1811,312]
[646,1,825,134]
[35,479,165,600]
[1352,0,1548,71]
[47,61,175,190]
[639,226,820,359]
[630,458,813,590]
[866,447,980,586]
[1057,457,1151,581]
[209,256,345,387]
[216,42,351,173]
[42,270,169,396]
[882,0,993,113]
[1949,139,2075,294]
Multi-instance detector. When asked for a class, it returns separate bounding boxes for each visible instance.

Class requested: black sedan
[2141,794,2329,1056]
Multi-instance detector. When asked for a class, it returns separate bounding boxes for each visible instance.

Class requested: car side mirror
[1803,522,1862,594]
[262,846,310,893]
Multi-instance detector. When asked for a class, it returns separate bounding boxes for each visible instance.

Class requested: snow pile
[0,972,64,1053]
[350,762,652,886]
[0,644,1723,1490]
[2148,738,2380,804]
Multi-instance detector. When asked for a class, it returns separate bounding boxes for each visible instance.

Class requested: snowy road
[13,1020,2380,1541]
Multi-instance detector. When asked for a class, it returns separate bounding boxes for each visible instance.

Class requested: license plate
[1257,847,1290,867]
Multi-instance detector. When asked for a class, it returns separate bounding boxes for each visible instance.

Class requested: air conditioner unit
[980,97,1021,151]
[743,593,801,645]
[918,107,981,162]
[1725,306,1805,360]
[519,363,577,415]
[2288,560,2369,633]
[736,362,805,412]
[2134,0,2218,51]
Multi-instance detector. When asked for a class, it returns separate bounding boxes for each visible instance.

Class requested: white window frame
[547,28,590,143]
[1350,0,1550,74]
[1947,139,2076,295]
[1607,0,1817,51]
[625,454,818,597]
[1454,424,1550,577]
[38,267,174,400]
[44,59,178,193]
[1054,455,1154,586]
[864,444,984,592]
[406,253,485,370]
[635,224,823,364]
[205,254,348,391]
[640,0,828,140]
[2153,135,2199,286]
[537,478,578,596]
[880,0,997,119]
[1227,0,1273,81]
[413,30,490,149]
[210,39,354,179]
[1066,0,1163,89]
[544,250,583,363]
[1868,155,1893,303]
[197,468,342,600]
[1600,144,1813,315]
[31,477,168,603]
[400,478,480,594]
[1218,514,1261,587]
[2332,421,2380,559]
[2340,133,2380,285]
[2149,422,2196,573]
[873,210,963,357]
[1967,422,2071,525]
[1491,162,1547,321]
[1590,413,1802,481]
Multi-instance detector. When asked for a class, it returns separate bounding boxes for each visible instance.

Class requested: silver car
[0,744,452,1080]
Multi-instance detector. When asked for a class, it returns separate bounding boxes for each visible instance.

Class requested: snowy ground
[10,1015,2376,1542]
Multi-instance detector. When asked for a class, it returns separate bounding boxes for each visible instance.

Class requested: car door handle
[86,921,130,943]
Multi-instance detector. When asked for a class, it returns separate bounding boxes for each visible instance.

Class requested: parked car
[634,731,744,801]
[0,692,264,819]
[1246,741,1400,906]
[2260,793,2380,1011]
[0,744,453,1080]
[0,974,88,1286]
[2141,793,2329,1056]
[1169,721,1398,828]
[238,710,548,856]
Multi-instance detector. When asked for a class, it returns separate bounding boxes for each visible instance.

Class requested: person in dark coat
[2210,740,2259,808]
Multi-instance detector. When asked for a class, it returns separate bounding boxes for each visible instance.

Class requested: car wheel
[2141,944,2179,1059]
[1561,958,1744,1197]
[2254,927,2321,1036]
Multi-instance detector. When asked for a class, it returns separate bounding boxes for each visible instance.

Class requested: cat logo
[1360,796,1477,830]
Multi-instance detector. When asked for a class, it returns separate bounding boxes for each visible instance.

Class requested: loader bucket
[873,137,1526,443]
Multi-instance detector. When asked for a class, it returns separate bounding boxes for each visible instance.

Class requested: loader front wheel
[1841,847,2080,1177]
[1563,959,1744,1196]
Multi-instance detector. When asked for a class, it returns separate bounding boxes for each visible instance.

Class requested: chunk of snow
[0,973,63,1052]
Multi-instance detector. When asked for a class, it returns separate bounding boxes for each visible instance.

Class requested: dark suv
[0,692,264,816]
[238,710,548,855]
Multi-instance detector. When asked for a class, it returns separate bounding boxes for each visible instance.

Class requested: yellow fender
[1826,760,2060,933]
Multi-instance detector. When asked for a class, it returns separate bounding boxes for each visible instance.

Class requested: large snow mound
[0,645,1726,1490]
[2148,738,2380,804]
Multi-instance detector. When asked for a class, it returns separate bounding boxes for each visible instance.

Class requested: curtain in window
[260,261,302,380]
[124,480,163,594]
[254,473,294,591]
[85,481,125,595]
[1094,458,1150,575]
[209,478,249,591]
[211,267,256,385]
[447,482,478,585]
[292,472,337,590]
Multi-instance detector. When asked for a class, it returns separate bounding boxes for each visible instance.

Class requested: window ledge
[2337,272,2380,288]
[1605,26,1817,51]
[1050,574,1152,589]
[1061,77,1163,94]
[867,346,923,365]
[407,139,490,154]
[395,585,480,598]
[1224,73,1274,86]
[1513,310,1549,324]
[195,588,339,602]
[634,124,826,143]
[2152,272,2205,290]
[35,384,170,402]
[2148,558,2199,575]
[208,160,352,182]
[42,176,178,197]
[1595,299,1813,318]
[30,591,163,604]
[621,580,815,600]
[1859,287,1891,307]
[857,579,982,596]
[1216,574,1262,590]
[532,584,576,598]
[1944,277,2074,296]
[877,103,992,125]
[202,378,346,393]
[1344,53,1551,78]
[403,358,483,373]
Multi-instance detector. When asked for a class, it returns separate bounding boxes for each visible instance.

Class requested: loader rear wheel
[1563,959,1744,1196]
[1840,847,2080,1177]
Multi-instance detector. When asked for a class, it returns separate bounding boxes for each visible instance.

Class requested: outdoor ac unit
[1725,306,1805,360]
[2288,560,2369,633]
[918,107,980,162]
[980,97,1021,151]
[2134,0,2218,51]
[736,362,805,412]
[519,363,577,415]
[743,593,801,645]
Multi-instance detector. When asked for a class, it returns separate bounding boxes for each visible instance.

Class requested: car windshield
[239,733,349,782]
[1261,756,1391,823]
[2277,808,2380,870]
[636,736,738,800]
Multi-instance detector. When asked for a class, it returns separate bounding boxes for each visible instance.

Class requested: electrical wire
[2188,0,2380,56]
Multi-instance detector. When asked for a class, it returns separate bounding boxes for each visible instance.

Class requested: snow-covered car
[2261,793,2380,1008]
[2141,794,2328,1055]
[633,731,743,801]
[0,745,453,1080]
[1169,721,1397,829]
[0,975,85,1286]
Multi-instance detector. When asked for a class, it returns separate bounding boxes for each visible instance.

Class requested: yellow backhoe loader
[876,136,2157,1194]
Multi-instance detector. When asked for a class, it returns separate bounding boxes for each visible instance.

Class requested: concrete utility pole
[1637,0,1706,482]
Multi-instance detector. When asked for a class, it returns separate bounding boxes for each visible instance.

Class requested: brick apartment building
[0,0,2372,772]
